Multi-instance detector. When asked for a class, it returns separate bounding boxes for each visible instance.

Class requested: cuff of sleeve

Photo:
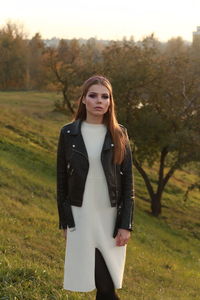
[69,227,76,232]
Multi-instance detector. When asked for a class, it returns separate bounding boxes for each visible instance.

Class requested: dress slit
[95,247,115,292]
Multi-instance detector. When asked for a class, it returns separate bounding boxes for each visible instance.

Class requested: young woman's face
[82,84,110,120]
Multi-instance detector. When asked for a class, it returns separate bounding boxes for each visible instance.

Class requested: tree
[27,33,46,89]
[103,36,200,216]
[0,22,27,90]
[131,45,200,216]
[102,35,160,123]
[46,39,85,114]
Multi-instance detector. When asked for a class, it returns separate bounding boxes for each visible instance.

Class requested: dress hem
[63,286,122,292]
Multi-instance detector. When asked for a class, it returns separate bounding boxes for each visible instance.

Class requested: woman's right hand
[63,229,67,240]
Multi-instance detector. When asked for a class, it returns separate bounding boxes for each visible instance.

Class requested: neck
[85,115,104,124]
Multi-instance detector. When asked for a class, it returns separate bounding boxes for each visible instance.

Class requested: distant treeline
[0,22,199,94]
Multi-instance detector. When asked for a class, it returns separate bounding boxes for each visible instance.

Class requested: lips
[95,106,103,110]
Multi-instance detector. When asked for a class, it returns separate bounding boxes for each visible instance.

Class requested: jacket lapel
[102,130,113,151]
[69,119,88,159]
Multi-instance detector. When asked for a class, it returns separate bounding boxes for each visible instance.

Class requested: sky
[0,0,199,41]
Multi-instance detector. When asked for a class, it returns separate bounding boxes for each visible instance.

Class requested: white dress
[63,121,126,292]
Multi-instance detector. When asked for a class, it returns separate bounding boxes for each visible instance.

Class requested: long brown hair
[74,75,126,164]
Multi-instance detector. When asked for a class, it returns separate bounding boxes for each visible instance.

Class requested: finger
[115,236,121,246]
[116,236,123,246]
[116,238,126,247]
[120,235,130,242]
[117,242,126,247]
[120,239,128,246]
[123,238,129,243]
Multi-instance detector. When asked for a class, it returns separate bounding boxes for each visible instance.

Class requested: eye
[102,94,109,99]
[88,93,96,98]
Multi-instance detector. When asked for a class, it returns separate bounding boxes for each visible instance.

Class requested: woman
[56,75,134,300]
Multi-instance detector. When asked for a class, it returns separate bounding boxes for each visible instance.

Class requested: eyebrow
[88,91,109,95]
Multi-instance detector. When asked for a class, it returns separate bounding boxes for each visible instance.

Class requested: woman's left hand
[115,229,131,246]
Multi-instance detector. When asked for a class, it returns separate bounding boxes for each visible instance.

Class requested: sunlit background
[0,0,199,41]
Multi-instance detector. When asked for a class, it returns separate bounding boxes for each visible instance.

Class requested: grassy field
[0,92,199,300]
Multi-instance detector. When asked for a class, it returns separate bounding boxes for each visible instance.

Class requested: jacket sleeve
[56,128,75,230]
[118,128,135,231]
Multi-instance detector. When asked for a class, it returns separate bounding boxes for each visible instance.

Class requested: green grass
[0,92,200,300]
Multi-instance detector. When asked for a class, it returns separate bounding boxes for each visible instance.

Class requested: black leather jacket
[56,119,135,238]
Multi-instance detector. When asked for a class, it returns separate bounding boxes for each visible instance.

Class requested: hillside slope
[0,92,199,300]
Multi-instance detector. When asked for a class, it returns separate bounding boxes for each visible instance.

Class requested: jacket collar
[69,119,81,135]
[69,119,113,151]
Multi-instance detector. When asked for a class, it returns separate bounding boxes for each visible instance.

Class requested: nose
[97,95,102,103]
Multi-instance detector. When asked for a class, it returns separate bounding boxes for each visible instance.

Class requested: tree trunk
[62,89,74,114]
[132,150,178,217]
[151,194,162,216]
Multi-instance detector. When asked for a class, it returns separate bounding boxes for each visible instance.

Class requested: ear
[82,98,86,104]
